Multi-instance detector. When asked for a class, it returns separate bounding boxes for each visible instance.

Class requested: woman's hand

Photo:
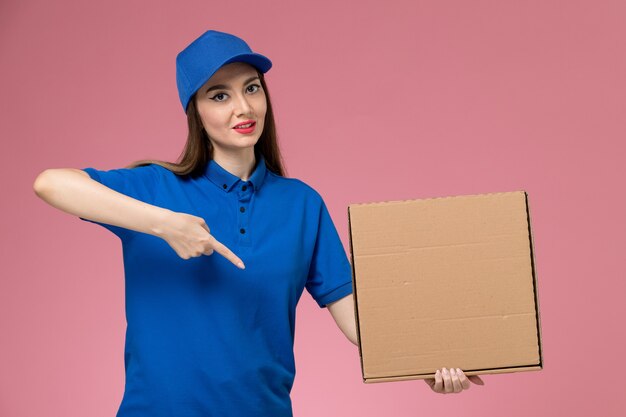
[424,368,485,394]
[153,211,245,268]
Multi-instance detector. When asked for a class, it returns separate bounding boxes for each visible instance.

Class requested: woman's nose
[233,93,253,114]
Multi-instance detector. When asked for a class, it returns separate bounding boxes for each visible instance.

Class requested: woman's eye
[211,93,227,102]
[210,85,261,102]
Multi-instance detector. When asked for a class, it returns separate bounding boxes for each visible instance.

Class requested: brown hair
[125,70,287,179]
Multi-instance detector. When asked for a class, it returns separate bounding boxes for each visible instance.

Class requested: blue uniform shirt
[79,154,353,417]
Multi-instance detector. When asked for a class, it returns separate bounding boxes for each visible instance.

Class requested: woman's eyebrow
[205,76,260,93]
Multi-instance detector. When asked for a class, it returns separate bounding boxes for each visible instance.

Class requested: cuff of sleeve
[316,280,353,308]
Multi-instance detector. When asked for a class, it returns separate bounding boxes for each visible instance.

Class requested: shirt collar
[203,154,267,193]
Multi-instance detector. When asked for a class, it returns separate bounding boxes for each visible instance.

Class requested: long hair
[125,70,287,179]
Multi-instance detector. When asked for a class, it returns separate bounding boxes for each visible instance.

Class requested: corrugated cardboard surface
[347,190,543,383]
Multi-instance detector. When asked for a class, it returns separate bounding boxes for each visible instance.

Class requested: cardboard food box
[347,190,543,383]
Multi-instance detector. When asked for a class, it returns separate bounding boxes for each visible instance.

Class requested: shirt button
[240,228,246,234]
[223,184,227,189]
[240,207,245,213]
[242,185,247,191]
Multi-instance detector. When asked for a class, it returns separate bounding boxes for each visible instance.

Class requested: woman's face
[194,62,267,155]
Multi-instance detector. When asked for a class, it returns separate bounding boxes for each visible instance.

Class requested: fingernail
[238,262,245,269]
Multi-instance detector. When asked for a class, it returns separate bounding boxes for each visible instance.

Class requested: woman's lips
[233,121,256,134]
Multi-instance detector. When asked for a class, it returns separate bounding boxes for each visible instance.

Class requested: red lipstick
[233,120,256,134]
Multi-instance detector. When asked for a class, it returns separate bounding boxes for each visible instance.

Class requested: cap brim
[220,53,272,73]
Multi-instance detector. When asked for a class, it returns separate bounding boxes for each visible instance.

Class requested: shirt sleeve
[78,164,160,240]
[305,197,354,308]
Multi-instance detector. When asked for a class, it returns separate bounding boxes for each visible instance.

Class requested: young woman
[33,29,483,417]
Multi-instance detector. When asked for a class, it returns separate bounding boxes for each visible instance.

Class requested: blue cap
[176,30,273,113]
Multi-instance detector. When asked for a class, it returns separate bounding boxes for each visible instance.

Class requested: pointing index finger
[210,237,246,269]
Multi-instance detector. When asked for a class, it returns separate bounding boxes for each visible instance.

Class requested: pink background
[2,0,625,416]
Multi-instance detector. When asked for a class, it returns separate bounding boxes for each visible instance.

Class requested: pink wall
[2,0,625,415]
